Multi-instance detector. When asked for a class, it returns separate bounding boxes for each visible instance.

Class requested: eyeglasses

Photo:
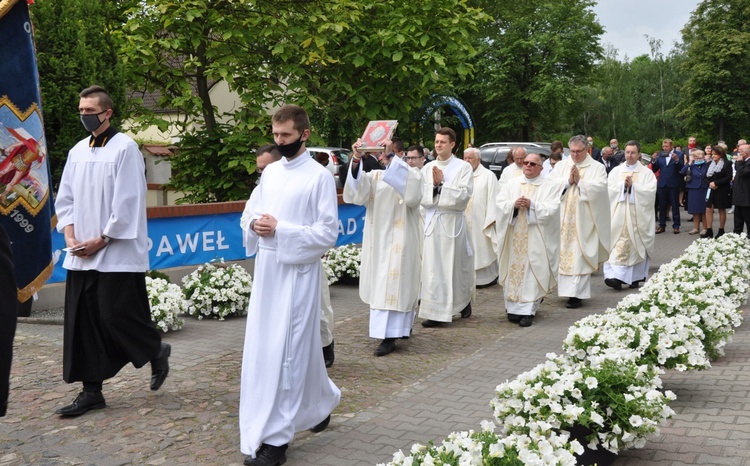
[523,161,540,167]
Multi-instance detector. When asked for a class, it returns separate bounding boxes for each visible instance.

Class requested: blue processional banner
[0,0,55,302]
[47,204,367,284]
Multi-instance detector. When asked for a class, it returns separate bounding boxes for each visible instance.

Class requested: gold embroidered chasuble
[607,163,657,266]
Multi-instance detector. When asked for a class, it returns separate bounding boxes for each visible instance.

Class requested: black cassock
[63,271,161,383]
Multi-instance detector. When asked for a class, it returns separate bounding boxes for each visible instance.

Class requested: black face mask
[80,110,107,133]
[275,133,305,158]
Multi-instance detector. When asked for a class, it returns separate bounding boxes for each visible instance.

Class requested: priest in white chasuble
[239,106,339,466]
[419,127,475,327]
[343,138,423,357]
[548,134,611,309]
[497,146,526,193]
[495,153,561,327]
[604,140,657,290]
[463,148,499,287]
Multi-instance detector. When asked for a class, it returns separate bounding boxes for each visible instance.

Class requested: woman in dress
[681,149,709,235]
[702,145,733,238]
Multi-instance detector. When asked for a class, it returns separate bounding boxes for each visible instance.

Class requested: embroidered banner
[0,0,55,302]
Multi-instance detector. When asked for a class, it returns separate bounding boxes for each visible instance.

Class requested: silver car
[308,147,352,188]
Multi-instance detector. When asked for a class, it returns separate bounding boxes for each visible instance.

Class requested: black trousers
[733,205,750,236]
[63,270,161,384]
[0,225,17,417]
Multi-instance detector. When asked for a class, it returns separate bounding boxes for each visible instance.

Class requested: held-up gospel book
[358,120,398,152]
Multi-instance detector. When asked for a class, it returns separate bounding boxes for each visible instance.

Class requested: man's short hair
[662,138,673,146]
[569,135,587,148]
[391,137,405,153]
[257,143,282,161]
[436,127,456,143]
[550,140,563,152]
[464,147,480,158]
[407,144,424,155]
[272,104,310,132]
[79,85,114,110]
[625,140,641,153]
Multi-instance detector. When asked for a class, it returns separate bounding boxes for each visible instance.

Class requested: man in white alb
[495,153,561,327]
[463,147,499,287]
[419,127,474,327]
[604,140,656,290]
[240,144,337,368]
[239,105,340,466]
[498,146,526,192]
[344,138,423,356]
[548,134,610,309]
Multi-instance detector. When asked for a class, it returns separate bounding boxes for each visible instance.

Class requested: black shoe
[322,340,334,368]
[421,319,445,328]
[244,443,288,466]
[310,414,331,433]
[476,277,498,289]
[374,338,396,357]
[506,313,521,323]
[604,278,623,291]
[565,297,582,309]
[715,228,725,239]
[700,228,714,239]
[629,282,640,289]
[460,302,472,319]
[55,391,106,417]
[150,342,171,391]
[519,316,533,327]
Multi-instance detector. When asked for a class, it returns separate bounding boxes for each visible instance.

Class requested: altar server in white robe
[604,140,656,290]
[495,153,561,327]
[463,147,499,287]
[239,105,340,466]
[419,127,475,327]
[497,146,526,193]
[343,138,423,356]
[548,134,610,309]
[240,145,336,369]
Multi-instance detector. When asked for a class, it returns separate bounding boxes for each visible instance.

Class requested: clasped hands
[568,166,580,185]
[432,166,444,187]
[514,195,531,210]
[253,214,278,237]
[65,236,106,259]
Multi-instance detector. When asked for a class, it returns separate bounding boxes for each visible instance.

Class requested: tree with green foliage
[119,0,486,203]
[458,0,603,143]
[30,0,129,186]
[679,0,750,143]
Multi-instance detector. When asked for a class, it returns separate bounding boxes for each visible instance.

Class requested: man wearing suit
[600,146,620,175]
[587,136,602,162]
[732,144,750,237]
[651,138,684,234]
[0,224,17,417]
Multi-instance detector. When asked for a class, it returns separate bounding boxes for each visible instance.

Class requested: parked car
[308,147,352,188]
[478,142,552,179]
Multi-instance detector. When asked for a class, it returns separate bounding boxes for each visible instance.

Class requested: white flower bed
[381,233,749,466]
[182,261,252,320]
[322,244,361,285]
[146,276,186,332]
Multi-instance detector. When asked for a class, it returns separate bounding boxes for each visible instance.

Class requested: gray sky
[592,0,702,61]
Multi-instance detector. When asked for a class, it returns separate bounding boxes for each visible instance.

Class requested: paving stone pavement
[2,223,749,465]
